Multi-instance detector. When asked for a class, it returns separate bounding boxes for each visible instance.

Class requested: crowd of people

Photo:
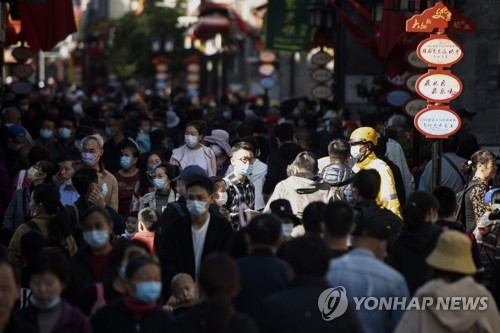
[1,84,500,333]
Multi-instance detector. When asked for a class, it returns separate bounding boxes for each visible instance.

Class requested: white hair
[82,134,104,149]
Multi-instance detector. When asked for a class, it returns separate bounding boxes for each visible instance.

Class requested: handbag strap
[443,155,466,185]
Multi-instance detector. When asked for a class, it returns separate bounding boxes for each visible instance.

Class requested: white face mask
[350,145,363,161]
[210,145,223,157]
[215,192,228,206]
[184,135,198,148]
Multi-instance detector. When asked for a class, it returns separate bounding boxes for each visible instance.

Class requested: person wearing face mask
[349,127,401,218]
[387,191,443,295]
[58,155,83,206]
[92,254,174,333]
[48,115,79,164]
[135,115,152,154]
[102,115,137,174]
[65,168,125,250]
[139,163,178,213]
[81,134,119,211]
[113,145,140,217]
[3,160,56,233]
[170,120,216,177]
[224,142,260,230]
[7,184,78,267]
[71,239,151,317]
[202,129,232,177]
[33,116,57,149]
[161,175,234,298]
[64,206,116,301]
[210,177,230,221]
[16,249,91,333]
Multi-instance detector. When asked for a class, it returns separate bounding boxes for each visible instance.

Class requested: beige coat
[99,168,119,211]
[395,276,500,333]
[8,212,78,266]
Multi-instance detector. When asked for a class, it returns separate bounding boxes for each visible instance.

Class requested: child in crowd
[121,211,138,239]
[165,273,197,317]
[131,207,159,253]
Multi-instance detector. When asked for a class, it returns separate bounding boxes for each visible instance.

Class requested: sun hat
[203,129,232,157]
[426,230,476,275]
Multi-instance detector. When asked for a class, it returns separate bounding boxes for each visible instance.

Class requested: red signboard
[405,2,452,33]
[414,106,461,138]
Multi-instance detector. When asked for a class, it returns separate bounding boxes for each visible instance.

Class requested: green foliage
[106,4,187,83]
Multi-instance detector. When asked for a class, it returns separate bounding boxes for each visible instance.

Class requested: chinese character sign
[265,0,311,52]
[416,72,462,102]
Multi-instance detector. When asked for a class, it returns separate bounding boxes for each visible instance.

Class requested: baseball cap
[269,199,300,226]
[352,216,391,240]
[7,125,27,144]
[484,188,500,205]
[173,165,207,181]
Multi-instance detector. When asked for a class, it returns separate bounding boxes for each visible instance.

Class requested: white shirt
[183,147,209,174]
[191,215,210,280]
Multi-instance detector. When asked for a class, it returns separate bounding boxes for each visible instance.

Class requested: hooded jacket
[320,163,356,205]
[395,277,500,333]
[264,174,333,219]
[389,223,442,294]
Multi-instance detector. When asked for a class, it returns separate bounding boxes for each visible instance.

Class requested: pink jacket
[170,144,217,177]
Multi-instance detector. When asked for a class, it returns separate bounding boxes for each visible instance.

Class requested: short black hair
[352,169,380,200]
[231,141,255,156]
[72,168,98,196]
[432,186,457,217]
[28,146,50,165]
[246,214,282,246]
[274,122,294,142]
[328,139,350,161]
[150,129,166,146]
[125,254,160,279]
[323,201,354,237]
[28,249,70,285]
[302,202,326,234]
[284,235,330,277]
[82,206,113,227]
[138,208,159,231]
[186,175,214,195]
[292,151,318,174]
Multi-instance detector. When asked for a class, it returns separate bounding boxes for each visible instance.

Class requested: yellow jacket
[353,152,401,217]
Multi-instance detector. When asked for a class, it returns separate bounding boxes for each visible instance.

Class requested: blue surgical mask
[149,162,160,171]
[83,230,110,249]
[186,200,207,216]
[58,127,72,140]
[134,281,162,303]
[39,129,53,140]
[282,224,294,237]
[30,296,61,310]
[235,163,253,177]
[120,156,133,170]
[153,178,165,190]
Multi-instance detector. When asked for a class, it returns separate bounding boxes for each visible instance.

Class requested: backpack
[26,220,71,258]
[455,180,482,227]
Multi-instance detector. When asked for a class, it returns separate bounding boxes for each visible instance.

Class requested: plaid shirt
[224,173,255,230]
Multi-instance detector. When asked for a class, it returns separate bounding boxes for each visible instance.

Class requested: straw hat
[426,230,476,275]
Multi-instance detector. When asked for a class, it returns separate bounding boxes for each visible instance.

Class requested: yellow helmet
[349,127,378,146]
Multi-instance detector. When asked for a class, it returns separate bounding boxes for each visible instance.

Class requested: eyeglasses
[237,157,256,164]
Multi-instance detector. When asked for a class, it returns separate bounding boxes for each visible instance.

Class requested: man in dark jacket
[262,236,363,333]
[161,175,233,298]
[234,214,289,330]
[263,122,302,202]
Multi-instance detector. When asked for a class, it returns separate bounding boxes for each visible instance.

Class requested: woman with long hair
[132,151,165,210]
[8,184,77,267]
[460,149,497,231]
[170,120,216,177]
[174,253,258,333]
